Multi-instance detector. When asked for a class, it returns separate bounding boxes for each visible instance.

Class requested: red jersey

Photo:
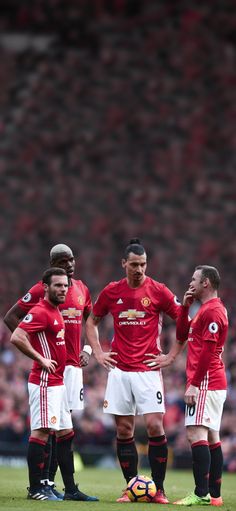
[186,298,228,390]
[18,279,92,366]
[93,276,181,371]
[18,299,66,386]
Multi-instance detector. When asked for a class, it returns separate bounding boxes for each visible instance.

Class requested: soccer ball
[126,474,156,502]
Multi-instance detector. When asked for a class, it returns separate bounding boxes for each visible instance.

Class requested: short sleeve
[18,307,47,333]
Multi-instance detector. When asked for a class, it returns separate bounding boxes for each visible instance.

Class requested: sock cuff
[148,435,167,446]
[56,430,74,443]
[209,442,221,450]
[29,436,46,446]
[191,440,209,448]
[117,437,135,444]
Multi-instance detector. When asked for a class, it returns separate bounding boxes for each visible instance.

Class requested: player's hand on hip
[96,351,117,370]
[144,353,169,368]
[184,384,198,405]
[41,358,58,373]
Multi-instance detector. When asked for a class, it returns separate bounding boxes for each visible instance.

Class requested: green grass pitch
[0,466,235,511]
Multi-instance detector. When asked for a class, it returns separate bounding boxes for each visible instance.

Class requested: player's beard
[49,290,66,305]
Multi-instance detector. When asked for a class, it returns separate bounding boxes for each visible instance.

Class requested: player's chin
[58,295,67,302]
[134,274,143,281]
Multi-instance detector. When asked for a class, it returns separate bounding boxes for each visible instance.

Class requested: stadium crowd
[0,0,236,470]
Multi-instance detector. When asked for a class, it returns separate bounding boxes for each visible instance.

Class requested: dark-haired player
[86,238,183,503]
[157,266,228,506]
[10,268,83,500]
[4,244,97,501]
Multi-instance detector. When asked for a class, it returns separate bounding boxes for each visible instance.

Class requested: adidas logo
[54,319,59,325]
[117,298,123,304]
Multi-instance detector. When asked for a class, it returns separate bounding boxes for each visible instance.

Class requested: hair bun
[129,238,141,245]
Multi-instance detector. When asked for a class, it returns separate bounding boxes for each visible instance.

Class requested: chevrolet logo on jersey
[119,309,146,319]
[61,308,82,318]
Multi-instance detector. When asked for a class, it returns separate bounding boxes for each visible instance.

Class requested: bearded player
[4,244,97,502]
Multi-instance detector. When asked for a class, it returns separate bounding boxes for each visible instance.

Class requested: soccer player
[157,265,228,507]
[4,244,97,501]
[10,268,97,501]
[86,238,183,503]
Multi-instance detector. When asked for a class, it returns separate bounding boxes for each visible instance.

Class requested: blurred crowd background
[0,0,236,471]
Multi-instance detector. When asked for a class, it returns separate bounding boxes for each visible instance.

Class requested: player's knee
[116,419,134,438]
[145,414,164,437]
[31,428,50,443]
[186,425,207,444]
[147,424,164,437]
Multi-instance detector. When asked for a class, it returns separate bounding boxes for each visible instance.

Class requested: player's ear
[121,258,127,269]
[43,283,49,293]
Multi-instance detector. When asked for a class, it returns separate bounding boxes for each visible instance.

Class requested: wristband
[82,345,92,356]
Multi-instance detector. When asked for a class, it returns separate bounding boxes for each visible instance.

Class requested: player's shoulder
[20,280,44,303]
[207,298,226,312]
[97,279,124,298]
[105,279,124,291]
[30,297,46,312]
[202,298,228,321]
[29,280,43,292]
[20,299,50,329]
[145,276,168,292]
[71,278,88,290]
[144,277,180,306]
[22,299,44,320]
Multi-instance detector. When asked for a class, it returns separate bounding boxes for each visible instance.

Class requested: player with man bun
[86,238,183,503]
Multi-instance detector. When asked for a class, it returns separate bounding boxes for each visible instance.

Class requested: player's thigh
[103,367,135,415]
[58,384,73,430]
[64,365,84,411]
[28,383,67,430]
[131,371,165,415]
[185,389,226,430]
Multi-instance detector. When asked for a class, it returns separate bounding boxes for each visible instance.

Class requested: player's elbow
[10,332,18,346]
[3,311,11,329]
[3,310,19,332]
[10,327,22,346]
[86,315,97,328]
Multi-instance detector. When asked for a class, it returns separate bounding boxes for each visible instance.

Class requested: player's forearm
[4,303,25,332]
[10,327,44,364]
[148,339,187,369]
[168,339,187,361]
[176,305,191,342]
[191,340,216,387]
[85,315,103,358]
[4,310,20,332]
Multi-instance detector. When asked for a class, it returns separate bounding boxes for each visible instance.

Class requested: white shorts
[28,383,73,431]
[64,365,84,411]
[103,367,165,415]
[185,389,227,431]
